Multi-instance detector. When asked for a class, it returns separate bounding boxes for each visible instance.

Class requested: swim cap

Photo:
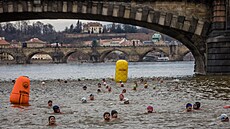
[90,94,94,97]
[195,102,201,107]
[193,102,201,109]
[53,105,59,112]
[81,97,87,103]
[186,103,192,108]
[147,106,153,110]
[124,98,129,102]
[111,110,118,116]
[220,114,228,121]
[83,86,87,90]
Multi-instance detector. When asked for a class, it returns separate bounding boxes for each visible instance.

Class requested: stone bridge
[0,45,189,63]
[0,0,229,75]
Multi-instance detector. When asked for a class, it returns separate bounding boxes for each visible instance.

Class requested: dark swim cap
[53,105,59,112]
[186,103,192,108]
[111,110,118,116]
[194,102,201,108]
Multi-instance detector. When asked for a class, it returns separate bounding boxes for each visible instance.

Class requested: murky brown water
[0,76,230,129]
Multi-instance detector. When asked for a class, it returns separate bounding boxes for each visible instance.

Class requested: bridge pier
[206,0,230,74]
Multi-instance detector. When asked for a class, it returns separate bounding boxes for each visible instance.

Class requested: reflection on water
[0,76,230,129]
[0,61,194,81]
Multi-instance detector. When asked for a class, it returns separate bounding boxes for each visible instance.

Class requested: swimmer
[134,81,138,87]
[98,83,102,88]
[53,105,62,114]
[108,87,112,92]
[102,79,106,86]
[185,103,193,112]
[97,89,101,93]
[81,97,87,103]
[103,112,110,122]
[48,116,57,126]
[89,94,94,100]
[42,81,45,85]
[220,114,229,122]
[120,81,124,87]
[193,102,201,110]
[119,93,124,101]
[147,106,155,113]
[133,81,138,90]
[122,89,126,94]
[124,98,129,104]
[48,100,52,108]
[111,110,118,119]
[133,86,137,91]
[83,86,87,90]
[144,82,148,88]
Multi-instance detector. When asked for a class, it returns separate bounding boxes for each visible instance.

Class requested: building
[0,37,10,48]
[10,40,21,48]
[83,22,103,34]
[25,38,46,48]
[152,33,162,43]
[0,37,13,60]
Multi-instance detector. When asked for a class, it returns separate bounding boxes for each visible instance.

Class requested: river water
[0,61,230,129]
[0,61,194,81]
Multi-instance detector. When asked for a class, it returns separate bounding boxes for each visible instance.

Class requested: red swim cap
[147,106,153,110]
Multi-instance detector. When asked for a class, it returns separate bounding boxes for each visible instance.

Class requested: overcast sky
[27,19,112,31]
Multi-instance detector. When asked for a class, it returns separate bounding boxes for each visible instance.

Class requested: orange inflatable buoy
[10,76,30,104]
[223,105,230,109]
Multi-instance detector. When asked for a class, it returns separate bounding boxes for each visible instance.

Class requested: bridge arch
[140,47,169,61]
[0,1,210,74]
[27,51,52,64]
[0,51,16,63]
[180,50,192,60]
[100,49,129,62]
[63,50,90,63]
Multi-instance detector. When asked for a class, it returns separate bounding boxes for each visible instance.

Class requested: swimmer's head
[98,83,101,88]
[48,100,52,107]
[124,98,129,104]
[186,103,192,112]
[220,114,229,122]
[119,94,124,101]
[147,106,153,113]
[53,105,60,113]
[48,116,56,125]
[89,94,94,100]
[193,102,201,110]
[83,86,87,90]
[103,112,110,121]
[144,83,148,88]
[111,110,118,118]
[97,89,101,92]
[81,97,87,103]
[108,87,112,92]
[122,89,126,93]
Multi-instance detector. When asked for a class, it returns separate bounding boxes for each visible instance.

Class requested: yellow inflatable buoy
[115,60,128,83]
[10,76,30,104]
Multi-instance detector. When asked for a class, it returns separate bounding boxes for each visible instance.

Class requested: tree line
[0,20,153,44]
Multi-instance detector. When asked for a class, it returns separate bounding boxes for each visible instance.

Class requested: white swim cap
[220,114,228,121]
[124,98,129,102]
[81,97,87,103]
